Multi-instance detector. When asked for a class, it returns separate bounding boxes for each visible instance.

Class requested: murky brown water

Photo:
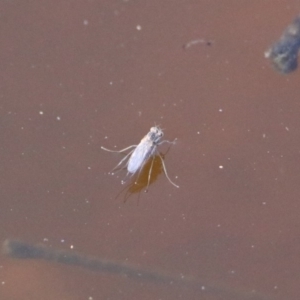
[1,1,300,299]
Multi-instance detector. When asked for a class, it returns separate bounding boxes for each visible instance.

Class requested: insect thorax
[148,126,164,144]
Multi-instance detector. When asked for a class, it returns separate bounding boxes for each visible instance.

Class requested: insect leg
[146,156,155,191]
[110,149,135,174]
[101,145,137,153]
[157,152,179,188]
[158,138,177,146]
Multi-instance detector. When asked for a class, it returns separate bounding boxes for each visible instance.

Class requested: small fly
[101,126,179,189]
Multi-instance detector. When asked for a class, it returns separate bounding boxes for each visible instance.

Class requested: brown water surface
[1,1,300,299]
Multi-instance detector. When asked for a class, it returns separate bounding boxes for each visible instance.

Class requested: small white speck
[43,238,49,242]
[61,239,65,243]
[262,202,267,205]
[274,286,278,290]
[136,24,142,30]
[197,131,200,134]
[201,286,206,290]
[285,127,289,131]
[1,281,5,285]
[219,108,223,112]
[39,111,44,115]
[219,165,224,169]
[83,20,89,26]
[262,133,266,138]
[70,245,74,249]
[88,166,91,170]
[56,116,61,120]
[109,81,113,85]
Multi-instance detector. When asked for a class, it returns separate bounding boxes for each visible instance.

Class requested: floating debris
[183,39,212,50]
[265,15,300,73]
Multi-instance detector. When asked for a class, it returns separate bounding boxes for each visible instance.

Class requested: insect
[101,126,179,189]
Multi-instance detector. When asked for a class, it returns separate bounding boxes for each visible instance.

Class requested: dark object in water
[2,239,167,283]
[2,239,276,300]
[265,16,300,73]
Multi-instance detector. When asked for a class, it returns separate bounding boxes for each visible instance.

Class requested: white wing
[127,141,155,174]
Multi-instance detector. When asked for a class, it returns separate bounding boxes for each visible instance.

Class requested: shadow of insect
[115,153,165,203]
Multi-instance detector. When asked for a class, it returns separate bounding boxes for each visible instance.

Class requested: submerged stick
[2,239,169,283]
[3,239,276,300]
